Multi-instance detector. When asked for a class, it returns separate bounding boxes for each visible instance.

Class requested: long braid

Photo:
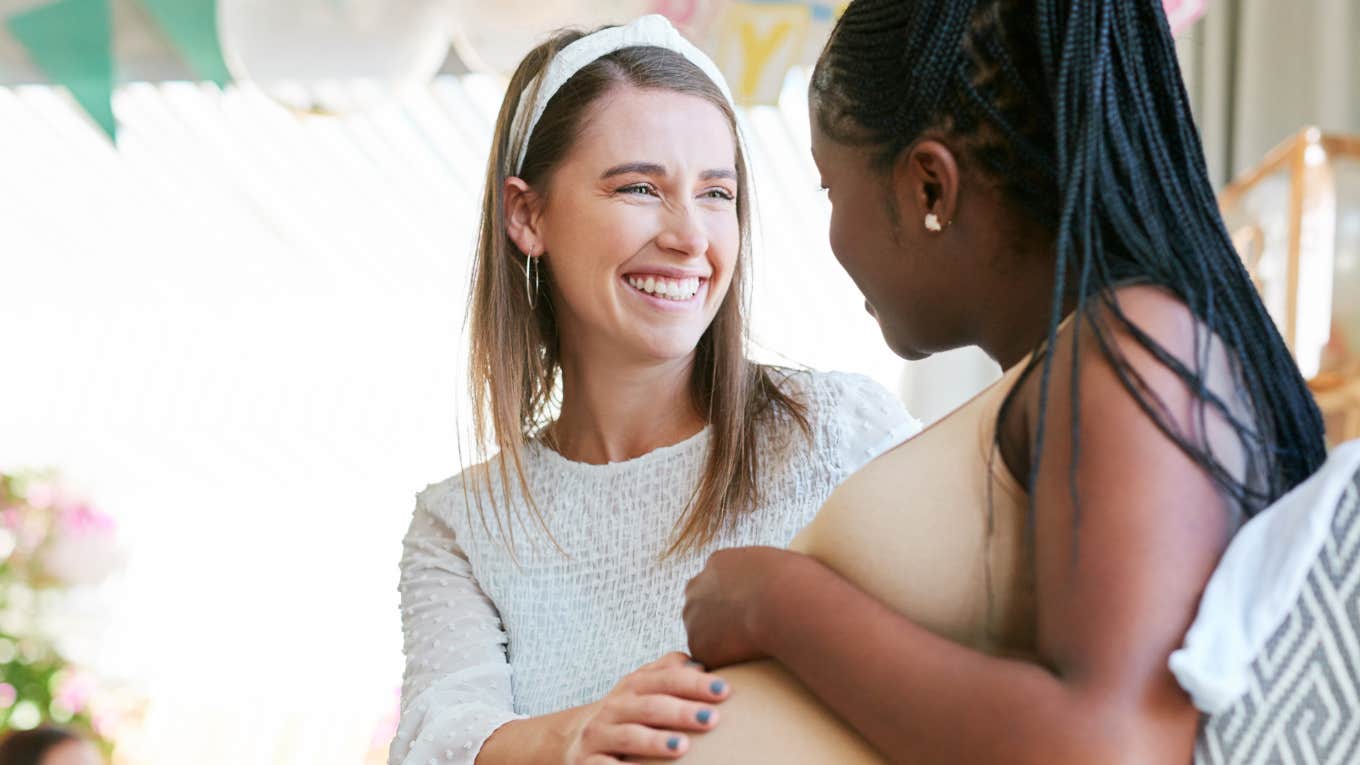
[813,0,1327,517]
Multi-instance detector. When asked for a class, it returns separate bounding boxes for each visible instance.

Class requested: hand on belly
[633,660,886,765]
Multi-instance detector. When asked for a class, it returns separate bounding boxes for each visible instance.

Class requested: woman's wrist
[476,705,583,765]
[747,551,816,661]
[555,701,594,762]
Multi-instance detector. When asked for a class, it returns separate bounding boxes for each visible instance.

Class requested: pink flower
[37,502,121,586]
[0,509,18,531]
[57,504,117,536]
[24,481,59,510]
[92,708,120,738]
[55,671,96,714]
[0,683,16,708]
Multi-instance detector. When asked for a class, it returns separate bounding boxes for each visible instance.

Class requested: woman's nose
[656,203,710,258]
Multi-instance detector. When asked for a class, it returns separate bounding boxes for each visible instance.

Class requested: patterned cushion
[1196,472,1360,764]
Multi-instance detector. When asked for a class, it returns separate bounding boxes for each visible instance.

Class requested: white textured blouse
[389,370,919,765]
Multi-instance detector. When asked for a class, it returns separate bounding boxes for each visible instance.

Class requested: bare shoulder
[1040,283,1233,408]
[1077,283,1248,437]
[1002,284,1245,489]
[1091,283,1204,358]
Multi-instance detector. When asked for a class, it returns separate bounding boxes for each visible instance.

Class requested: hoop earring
[525,253,540,309]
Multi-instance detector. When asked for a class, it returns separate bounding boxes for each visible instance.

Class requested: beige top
[791,353,1037,657]
[648,357,1040,765]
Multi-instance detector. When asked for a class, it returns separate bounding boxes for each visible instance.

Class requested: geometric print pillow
[1195,472,1360,764]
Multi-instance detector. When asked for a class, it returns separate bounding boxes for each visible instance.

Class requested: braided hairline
[814,0,1058,223]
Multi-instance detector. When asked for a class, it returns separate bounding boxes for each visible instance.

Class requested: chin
[635,332,706,363]
[892,345,933,361]
[881,327,932,361]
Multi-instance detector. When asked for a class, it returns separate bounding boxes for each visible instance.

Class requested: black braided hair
[812,0,1326,516]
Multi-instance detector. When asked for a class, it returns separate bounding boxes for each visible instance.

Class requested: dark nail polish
[697,709,712,724]
[667,736,681,751]
[710,680,726,695]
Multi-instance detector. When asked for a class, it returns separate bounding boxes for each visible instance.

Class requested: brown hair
[464,26,809,557]
[0,727,84,765]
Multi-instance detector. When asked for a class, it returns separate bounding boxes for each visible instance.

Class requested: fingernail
[697,709,712,724]
[686,660,704,669]
[667,736,681,751]
[710,680,726,695]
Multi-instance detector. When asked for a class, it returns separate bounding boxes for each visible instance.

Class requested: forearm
[475,705,585,765]
[757,562,1173,764]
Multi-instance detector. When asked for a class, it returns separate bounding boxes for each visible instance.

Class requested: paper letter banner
[715,2,809,105]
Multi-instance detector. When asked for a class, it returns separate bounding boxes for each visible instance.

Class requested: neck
[978,294,1060,371]
[549,351,707,465]
[973,241,1070,370]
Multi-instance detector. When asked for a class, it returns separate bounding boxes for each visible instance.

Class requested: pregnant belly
[636,659,885,764]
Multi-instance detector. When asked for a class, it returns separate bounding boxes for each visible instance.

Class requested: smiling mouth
[625,274,704,302]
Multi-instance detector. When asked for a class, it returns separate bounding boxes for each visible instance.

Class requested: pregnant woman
[662,1,1328,763]
[388,15,919,765]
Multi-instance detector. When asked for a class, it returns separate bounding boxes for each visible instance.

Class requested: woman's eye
[619,184,657,196]
[703,188,736,201]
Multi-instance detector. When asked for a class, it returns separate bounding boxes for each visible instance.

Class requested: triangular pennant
[137,0,231,86]
[6,0,116,141]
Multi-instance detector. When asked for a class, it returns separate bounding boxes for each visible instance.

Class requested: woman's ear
[892,139,960,233]
[504,176,545,256]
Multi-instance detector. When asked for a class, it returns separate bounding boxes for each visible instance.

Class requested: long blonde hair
[465,26,809,557]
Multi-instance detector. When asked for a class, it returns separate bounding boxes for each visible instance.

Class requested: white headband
[509,14,735,174]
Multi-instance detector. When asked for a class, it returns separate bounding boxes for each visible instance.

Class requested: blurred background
[0,1,1355,762]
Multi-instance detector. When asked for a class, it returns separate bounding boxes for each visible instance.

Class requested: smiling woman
[503,88,740,370]
[387,15,921,765]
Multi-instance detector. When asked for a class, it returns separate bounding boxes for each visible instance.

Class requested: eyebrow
[601,162,666,179]
[599,162,737,182]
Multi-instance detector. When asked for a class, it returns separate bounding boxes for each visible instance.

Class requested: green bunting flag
[6,0,116,141]
[137,0,231,86]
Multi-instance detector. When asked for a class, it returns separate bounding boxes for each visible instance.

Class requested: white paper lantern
[218,0,452,114]
[448,0,655,76]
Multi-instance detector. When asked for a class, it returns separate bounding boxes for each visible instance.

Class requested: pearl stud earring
[924,213,943,232]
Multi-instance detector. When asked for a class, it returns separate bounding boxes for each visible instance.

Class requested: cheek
[828,202,879,282]
[545,203,645,292]
[708,213,740,286]
[827,208,852,266]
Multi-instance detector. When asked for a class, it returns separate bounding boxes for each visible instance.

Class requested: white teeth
[627,275,701,301]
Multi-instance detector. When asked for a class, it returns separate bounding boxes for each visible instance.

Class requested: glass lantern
[1220,127,1360,446]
